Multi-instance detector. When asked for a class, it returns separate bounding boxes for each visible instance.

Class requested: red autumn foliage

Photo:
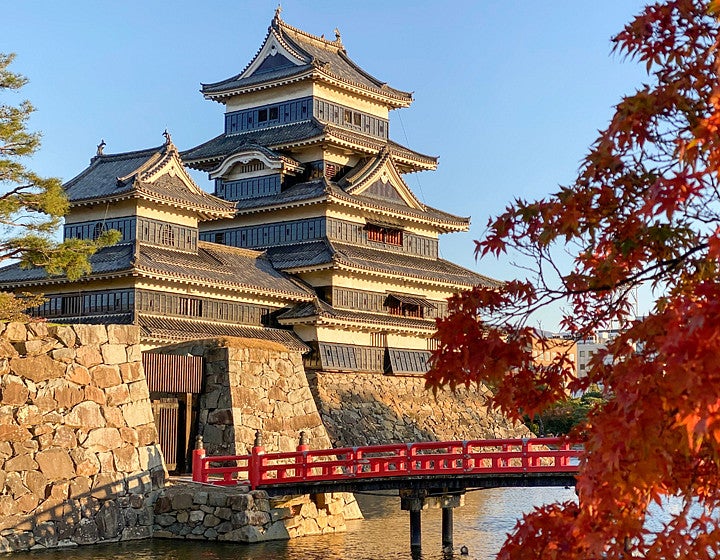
[427,1,720,558]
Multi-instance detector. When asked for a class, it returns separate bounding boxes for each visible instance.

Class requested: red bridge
[191,436,580,553]
[192,436,579,493]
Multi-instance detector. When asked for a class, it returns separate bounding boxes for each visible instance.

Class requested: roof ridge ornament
[96,139,106,156]
[163,129,173,146]
[334,27,342,45]
[274,4,282,22]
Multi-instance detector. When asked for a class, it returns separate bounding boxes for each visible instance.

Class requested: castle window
[365,223,403,246]
[370,332,387,347]
[160,224,175,246]
[353,112,362,127]
[258,109,268,123]
[178,297,202,317]
[269,107,278,120]
[214,232,225,244]
[92,222,105,240]
[384,293,436,319]
[344,109,352,124]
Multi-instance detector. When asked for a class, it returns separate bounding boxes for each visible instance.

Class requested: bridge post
[250,430,265,489]
[297,431,309,480]
[400,489,427,553]
[191,435,206,482]
[409,510,422,551]
[442,506,453,550]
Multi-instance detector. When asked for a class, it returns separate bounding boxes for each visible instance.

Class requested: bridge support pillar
[401,490,464,554]
[409,509,422,551]
[400,490,427,553]
[442,506,453,550]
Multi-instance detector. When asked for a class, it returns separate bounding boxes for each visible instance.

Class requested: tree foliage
[427,1,720,557]
[525,389,605,437]
[0,53,117,288]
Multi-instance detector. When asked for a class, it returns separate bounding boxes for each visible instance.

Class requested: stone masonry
[308,372,532,447]
[156,337,332,456]
[0,323,165,553]
[154,482,361,542]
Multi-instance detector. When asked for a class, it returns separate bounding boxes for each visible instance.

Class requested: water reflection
[9,487,575,560]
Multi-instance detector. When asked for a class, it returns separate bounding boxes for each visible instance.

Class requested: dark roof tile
[267,240,499,288]
[138,314,309,352]
[64,143,233,216]
[202,16,412,104]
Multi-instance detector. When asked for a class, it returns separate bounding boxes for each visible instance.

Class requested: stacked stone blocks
[0,322,165,552]
[154,483,360,542]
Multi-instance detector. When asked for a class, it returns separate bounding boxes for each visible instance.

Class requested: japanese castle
[0,11,498,376]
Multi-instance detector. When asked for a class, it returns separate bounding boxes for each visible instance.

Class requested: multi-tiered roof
[0,12,498,371]
[182,12,498,374]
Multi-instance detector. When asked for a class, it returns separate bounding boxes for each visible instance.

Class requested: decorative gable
[240,31,307,80]
[340,149,425,211]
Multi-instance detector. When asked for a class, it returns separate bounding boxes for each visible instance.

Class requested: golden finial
[96,139,106,156]
[274,4,282,20]
[163,129,172,146]
[334,28,342,43]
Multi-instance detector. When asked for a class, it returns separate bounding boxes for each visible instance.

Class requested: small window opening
[258,109,268,123]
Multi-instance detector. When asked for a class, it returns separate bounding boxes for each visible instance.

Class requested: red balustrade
[192,437,581,489]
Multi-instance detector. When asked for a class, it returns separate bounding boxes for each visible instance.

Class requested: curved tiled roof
[202,14,412,107]
[138,242,312,299]
[138,314,309,352]
[0,241,313,300]
[266,240,500,289]
[181,121,325,168]
[181,119,436,172]
[218,174,467,230]
[64,141,234,218]
[0,243,136,285]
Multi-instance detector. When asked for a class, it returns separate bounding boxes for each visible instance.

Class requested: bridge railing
[192,437,581,489]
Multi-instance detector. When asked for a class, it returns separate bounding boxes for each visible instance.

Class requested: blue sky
[4,1,650,328]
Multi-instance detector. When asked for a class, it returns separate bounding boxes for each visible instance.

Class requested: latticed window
[177,297,201,316]
[365,223,403,246]
[92,222,105,240]
[370,332,387,347]
[160,224,174,246]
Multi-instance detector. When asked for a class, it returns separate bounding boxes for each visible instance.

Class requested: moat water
[8,487,575,560]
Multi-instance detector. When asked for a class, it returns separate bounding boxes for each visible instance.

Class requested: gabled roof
[207,144,303,179]
[64,135,235,220]
[201,10,413,108]
[181,118,437,173]
[214,173,468,231]
[266,239,500,289]
[339,148,433,211]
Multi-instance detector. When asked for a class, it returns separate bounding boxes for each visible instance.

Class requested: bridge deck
[192,437,581,494]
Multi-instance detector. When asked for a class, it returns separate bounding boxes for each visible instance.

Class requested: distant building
[531,333,576,369]
[0,12,497,377]
[575,329,622,377]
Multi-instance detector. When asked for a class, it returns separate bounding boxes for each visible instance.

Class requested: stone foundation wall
[157,337,331,455]
[154,482,361,542]
[308,372,532,447]
[0,323,165,553]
